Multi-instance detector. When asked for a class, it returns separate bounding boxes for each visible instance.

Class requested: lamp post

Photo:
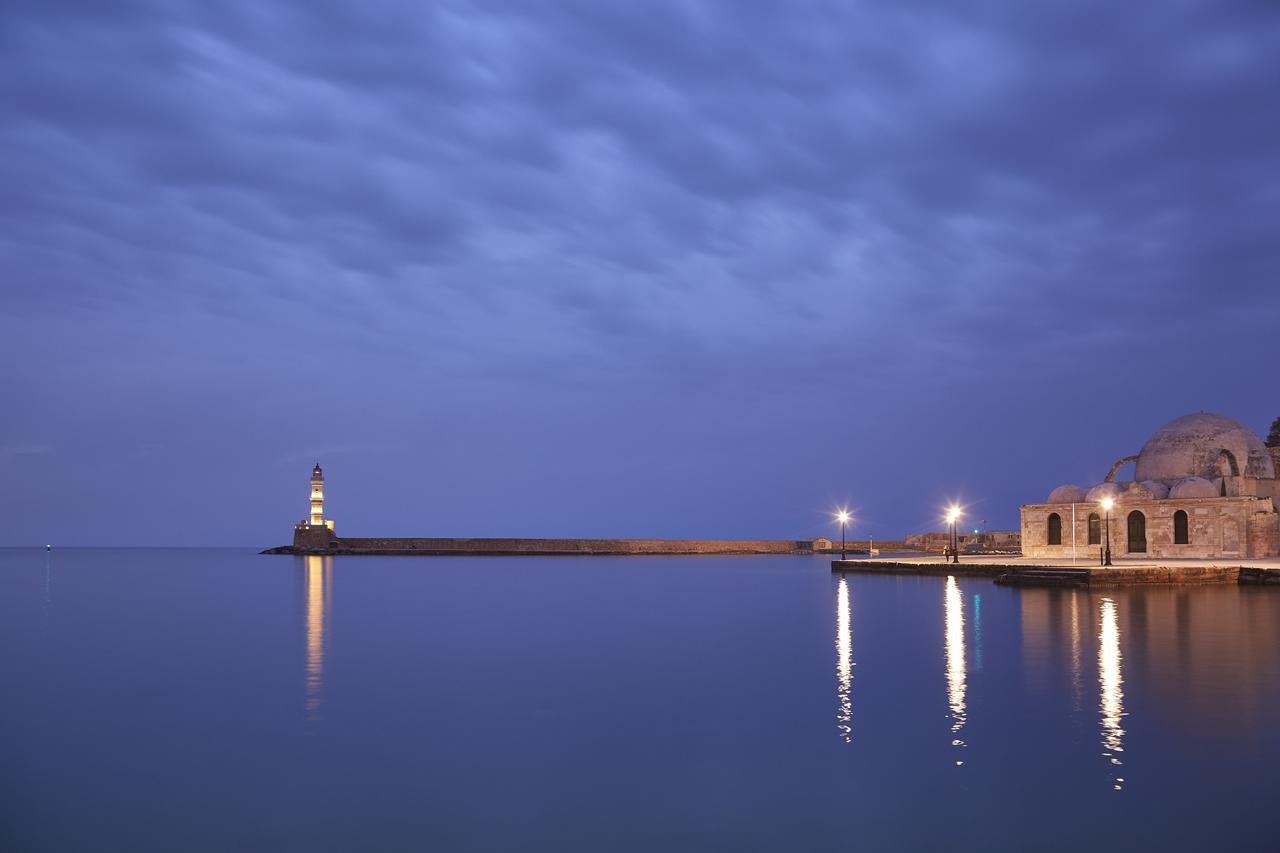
[836,510,851,560]
[946,506,961,564]
[1101,497,1114,567]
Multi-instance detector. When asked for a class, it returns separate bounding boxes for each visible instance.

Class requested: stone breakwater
[266,527,823,556]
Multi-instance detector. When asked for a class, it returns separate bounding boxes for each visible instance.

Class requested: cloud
[2,0,1279,542]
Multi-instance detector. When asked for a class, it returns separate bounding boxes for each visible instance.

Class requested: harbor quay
[831,554,1280,587]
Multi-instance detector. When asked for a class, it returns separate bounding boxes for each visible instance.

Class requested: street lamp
[1101,496,1114,567]
[836,510,851,560]
[946,505,961,564]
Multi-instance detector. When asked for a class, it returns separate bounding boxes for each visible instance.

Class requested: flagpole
[1071,503,1077,564]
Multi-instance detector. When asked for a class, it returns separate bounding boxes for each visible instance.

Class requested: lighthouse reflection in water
[302,555,332,722]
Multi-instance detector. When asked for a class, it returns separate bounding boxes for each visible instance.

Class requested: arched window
[1047,513,1062,546]
[1174,510,1189,545]
[1216,449,1240,478]
[1127,511,1147,553]
[1088,513,1101,545]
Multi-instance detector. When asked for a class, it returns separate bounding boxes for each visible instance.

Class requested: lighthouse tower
[309,463,334,531]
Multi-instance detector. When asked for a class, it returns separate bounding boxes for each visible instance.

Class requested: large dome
[1133,412,1274,485]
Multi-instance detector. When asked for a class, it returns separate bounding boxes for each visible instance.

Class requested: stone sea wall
[277,526,817,555]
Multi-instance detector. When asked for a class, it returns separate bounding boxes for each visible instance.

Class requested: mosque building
[1022,413,1280,560]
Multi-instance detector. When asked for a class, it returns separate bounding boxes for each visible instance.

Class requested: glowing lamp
[835,508,851,559]
[1100,496,1115,566]
[945,505,962,564]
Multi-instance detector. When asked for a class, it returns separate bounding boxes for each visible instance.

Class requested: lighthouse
[290,463,336,550]
[309,463,334,531]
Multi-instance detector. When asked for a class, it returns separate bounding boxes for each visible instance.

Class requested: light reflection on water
[303,555,332,722]
[835,576,852,742]
[972,592,983,673]
[944,575,967,761]
[1099,596,1126,790]
[1070,589,1083,712]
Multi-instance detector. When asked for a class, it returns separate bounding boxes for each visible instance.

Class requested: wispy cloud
[0,444,55,463]
[275,443,402,466]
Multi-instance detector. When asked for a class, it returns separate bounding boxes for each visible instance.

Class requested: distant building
[905,530,1020,554]
[298,463,335,533]
[1022,412,1280,559]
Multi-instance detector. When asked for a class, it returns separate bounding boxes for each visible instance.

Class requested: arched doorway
[1047,513,1062,545]
[1088,513,1101,545]
[1127,511,1147,553]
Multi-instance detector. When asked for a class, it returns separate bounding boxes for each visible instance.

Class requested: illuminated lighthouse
[309,463,334,531]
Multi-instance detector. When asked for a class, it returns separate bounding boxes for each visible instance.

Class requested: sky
[3,1,1279,546]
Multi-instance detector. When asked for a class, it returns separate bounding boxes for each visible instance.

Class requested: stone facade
[1021,496,1277,560]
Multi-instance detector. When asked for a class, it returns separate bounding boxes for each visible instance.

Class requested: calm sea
[3,548,1280,851]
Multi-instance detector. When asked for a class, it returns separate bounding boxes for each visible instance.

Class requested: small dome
[1047,484,1087,503]
[1138,480,1170,499]
[1134,412,1274,484]
[1086,482,1123,503]
[1169,476,1218,499]
[1125,482,1158,500]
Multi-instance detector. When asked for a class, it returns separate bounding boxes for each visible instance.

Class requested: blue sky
[3,1,1279,545]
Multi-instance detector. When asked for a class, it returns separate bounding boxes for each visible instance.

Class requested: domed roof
[1047,484,1087,503]
[1169,476,1219,499]
[1086,482,1123,503]
[1133,412,1274,485]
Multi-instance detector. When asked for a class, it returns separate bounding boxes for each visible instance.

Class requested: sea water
[2,548,1279,851]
